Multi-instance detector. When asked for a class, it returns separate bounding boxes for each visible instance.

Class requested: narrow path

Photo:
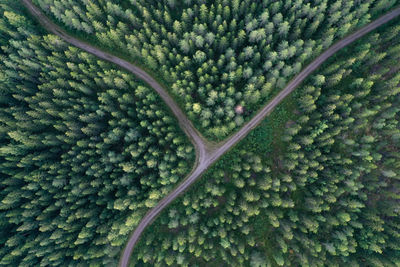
[20,1,400,266]
[21,0,210,167]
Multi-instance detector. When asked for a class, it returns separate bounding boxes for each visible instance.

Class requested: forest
[0,1,194,266]
[34,0,398,139]
[0,0,399,267]
[131,20,400,267]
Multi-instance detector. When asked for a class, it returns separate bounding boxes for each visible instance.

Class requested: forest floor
[20,1,400,266]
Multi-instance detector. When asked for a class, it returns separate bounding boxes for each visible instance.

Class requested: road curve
[119,7,400,267]
[21,0,208,165]
[20,1,400,266]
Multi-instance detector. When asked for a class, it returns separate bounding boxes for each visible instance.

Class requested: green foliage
[131,19,400,267]
[34,0,398,139]
[0,2,194,266]
[1,1,400,266]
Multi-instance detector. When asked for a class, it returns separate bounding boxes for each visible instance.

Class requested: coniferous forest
[0,2,194,265]
[0,0,400,267]
[131,20,400,267]
[34,0,399,139]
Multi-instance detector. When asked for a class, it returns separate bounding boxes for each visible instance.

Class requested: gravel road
[20,1,400,266]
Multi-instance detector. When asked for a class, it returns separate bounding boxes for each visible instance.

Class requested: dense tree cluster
[0,2,194,266]
[131,21,400,266]
[35,0,398,139]
[134,151,273,266]
[2,1,400,266]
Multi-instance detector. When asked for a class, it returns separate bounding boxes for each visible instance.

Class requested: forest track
[20,1,400,266]
[21,0,210,168]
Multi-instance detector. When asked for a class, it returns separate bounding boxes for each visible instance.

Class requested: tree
[193,103,201,114]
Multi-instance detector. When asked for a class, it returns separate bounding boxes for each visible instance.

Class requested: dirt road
[20,1,400,266]
[21,0,209,166]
